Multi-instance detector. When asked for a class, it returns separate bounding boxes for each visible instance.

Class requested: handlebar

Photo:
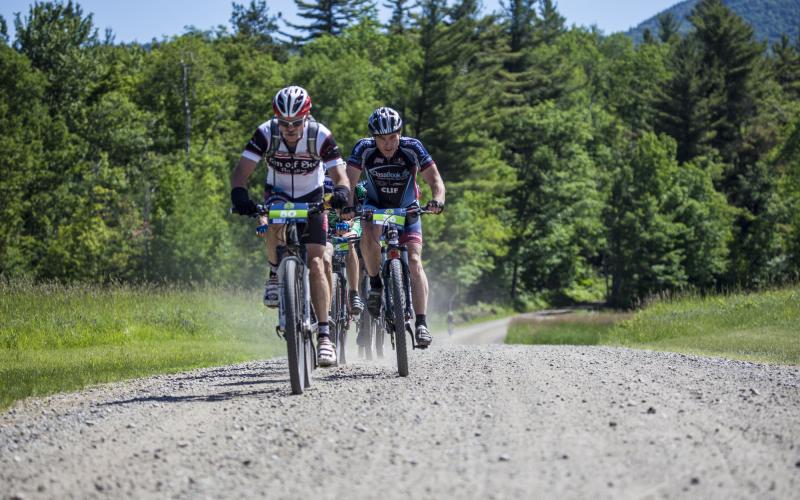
[229,202,325,218]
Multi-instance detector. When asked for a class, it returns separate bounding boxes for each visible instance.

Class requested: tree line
[1,0,798,308]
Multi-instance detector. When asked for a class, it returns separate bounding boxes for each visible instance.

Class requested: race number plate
[371,208,406,227]
[268,203,309,224]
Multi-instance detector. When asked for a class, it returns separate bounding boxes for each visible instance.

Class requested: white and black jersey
[241,120,344,199]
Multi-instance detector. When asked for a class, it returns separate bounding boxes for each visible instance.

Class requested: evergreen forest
[1,0,799,309]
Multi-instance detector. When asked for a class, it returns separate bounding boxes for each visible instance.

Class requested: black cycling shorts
[264,186,327,246]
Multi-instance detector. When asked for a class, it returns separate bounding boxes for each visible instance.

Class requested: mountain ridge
[626,0,800,46]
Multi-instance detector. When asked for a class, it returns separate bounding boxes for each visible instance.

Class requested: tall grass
[505,287,800,366]
[1,280,282,409]
[606,287,800,365]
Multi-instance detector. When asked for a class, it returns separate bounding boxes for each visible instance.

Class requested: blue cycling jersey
[347,137,435,208]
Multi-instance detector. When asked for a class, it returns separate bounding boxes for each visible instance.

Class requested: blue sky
[1,0,679,43]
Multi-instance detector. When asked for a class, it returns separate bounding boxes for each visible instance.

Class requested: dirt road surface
[2,319,798,499]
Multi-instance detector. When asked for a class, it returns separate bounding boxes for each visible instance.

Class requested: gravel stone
[1,317,798,499]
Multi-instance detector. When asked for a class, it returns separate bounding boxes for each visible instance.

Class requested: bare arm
[421,163,445,205]
[346,165,363,205]
[327,162,350,192]
[231,157,258,189]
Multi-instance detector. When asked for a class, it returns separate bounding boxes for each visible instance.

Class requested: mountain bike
[329,234,359,365]
[368,206,429,377]
[234,201,322,395]
[356,241,383,360]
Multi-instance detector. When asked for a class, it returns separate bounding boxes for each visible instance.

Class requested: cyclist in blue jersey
[345,107,445,347]
[230,86,351,367]
[323,177,367,315]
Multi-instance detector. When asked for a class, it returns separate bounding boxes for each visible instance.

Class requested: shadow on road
[99,386,284,406]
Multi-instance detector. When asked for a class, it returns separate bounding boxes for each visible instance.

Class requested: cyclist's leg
[346,242,363,313]
[307,243,329,324]
[324,241,334,298]
[401,217,431,346]
[360,207,382,277]
[300,207,330,326]
[265,223,286,264]
[406,241,427,315]
[261,222,286,307]
[346,244,359,289]
[361,221,383,315]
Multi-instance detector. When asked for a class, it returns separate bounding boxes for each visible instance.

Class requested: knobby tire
[390,259,408,377]
[282,259,305,395]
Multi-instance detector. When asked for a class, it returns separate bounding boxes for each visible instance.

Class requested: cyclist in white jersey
[230,86,351,367]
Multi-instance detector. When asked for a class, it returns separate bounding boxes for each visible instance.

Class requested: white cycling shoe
[263,275,279,308]
[317,336,337,367]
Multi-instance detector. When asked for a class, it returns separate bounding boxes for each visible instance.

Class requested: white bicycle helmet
[272,86,312,118]
[368,107,403,135]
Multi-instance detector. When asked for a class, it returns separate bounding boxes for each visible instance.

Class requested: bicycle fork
[381,248,416,349]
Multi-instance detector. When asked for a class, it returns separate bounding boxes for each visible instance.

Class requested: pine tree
[689,0,764,165]
[654,35,723,162]
[772,34,800,100]
[657,12,680,44]
[0,15,8,45]
[230,0,282,48]
[384,0,414,34]
[408,0,450,137]
[287,0,376,41]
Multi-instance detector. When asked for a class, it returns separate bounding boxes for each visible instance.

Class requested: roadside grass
[606,287,800,365]
[0,280,281,410]
[504,287,800,366]
[506,312,631,346]
[429,303,516,335]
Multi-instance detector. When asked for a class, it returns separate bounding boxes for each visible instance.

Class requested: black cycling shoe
[415,325,432,348]
[367,288,382,317]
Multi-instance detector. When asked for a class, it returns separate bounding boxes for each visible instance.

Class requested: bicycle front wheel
[282,259,305,395]
[330,272,346,365]
[389,259,408,377]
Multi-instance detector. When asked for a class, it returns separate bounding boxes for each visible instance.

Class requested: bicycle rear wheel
[358,273,373,360]
[282,259,306,395]
[389,259,408,377]
[330,272,347,365]
[374,318,384,358]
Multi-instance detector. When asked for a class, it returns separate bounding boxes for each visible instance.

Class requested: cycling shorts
[362,200,422,245]
[263,186,327,246]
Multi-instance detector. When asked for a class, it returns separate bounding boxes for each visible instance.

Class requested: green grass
[505,287,800,366]
[506,312,631,346]
[1,280,282,410]
[605,287,800,365]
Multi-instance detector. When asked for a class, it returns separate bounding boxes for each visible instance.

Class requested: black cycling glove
[426,200,445,213]
[331,185,351,210]
[231,187,257,215]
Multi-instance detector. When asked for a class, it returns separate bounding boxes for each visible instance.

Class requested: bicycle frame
[371,209,417,346]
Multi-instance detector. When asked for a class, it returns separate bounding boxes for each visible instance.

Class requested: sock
[269,261,278,277]
[317,322,330,337]
[370,275,382,289]
[349,289,359,299]
[415,314,427,327]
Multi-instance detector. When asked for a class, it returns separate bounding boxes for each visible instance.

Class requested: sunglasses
[277,118,305,128]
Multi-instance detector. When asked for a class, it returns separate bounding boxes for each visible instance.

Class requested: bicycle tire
[338,273,348,365]
[283,259,305,394]
[358,273,373,360]
[389,259,408,377]
[331,272,347,365]
[374,317,384,358]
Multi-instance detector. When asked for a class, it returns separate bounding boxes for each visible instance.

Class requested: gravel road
[2,320,799,499]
